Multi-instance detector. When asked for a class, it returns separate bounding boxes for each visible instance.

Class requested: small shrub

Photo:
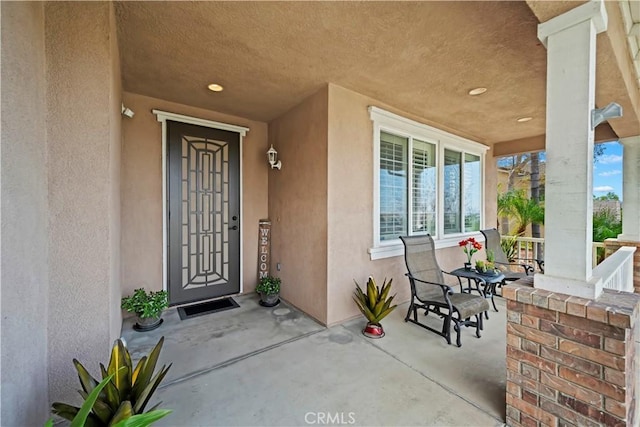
[256,276,281,295]
[121,289,168,319]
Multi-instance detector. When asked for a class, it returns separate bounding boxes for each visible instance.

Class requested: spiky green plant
[52,337,172,427]
[46,371,171,427]
[353,277,397,325]
[500,235,519,262]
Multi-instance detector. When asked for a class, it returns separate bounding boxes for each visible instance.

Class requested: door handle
[229,225,238,230]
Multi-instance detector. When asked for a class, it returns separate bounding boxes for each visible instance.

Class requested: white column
[534,1,608,299]
[618,136,640,241]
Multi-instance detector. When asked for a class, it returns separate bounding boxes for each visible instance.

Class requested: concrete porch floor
[122,294,507,426]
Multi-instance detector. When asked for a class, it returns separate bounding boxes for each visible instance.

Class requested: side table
[449,267,505,318]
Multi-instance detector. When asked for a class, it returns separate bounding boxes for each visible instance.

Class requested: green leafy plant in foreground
[353,277,397,325]
[51,337,171,426]
[46,371,171,427]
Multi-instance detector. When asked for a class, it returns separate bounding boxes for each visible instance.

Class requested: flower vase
[464,262,472,271]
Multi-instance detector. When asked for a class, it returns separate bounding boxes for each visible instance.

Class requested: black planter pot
[259,293,280,307]
[133,315,163,332]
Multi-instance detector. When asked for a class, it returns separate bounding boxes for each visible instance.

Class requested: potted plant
[459,237,482,270]
[353,277,397,339]
[486,249,495,264]
[475,260,487,273]
[121,288,168,331]
[476,259,498,276]
[485,249,497,272]
[256,275,281,307]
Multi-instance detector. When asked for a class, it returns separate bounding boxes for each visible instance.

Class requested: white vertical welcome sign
[258,220,271,279]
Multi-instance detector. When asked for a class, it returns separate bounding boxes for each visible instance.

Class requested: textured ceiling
[115,1,638,145]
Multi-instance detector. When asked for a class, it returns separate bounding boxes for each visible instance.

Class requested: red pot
[362,322,385,339]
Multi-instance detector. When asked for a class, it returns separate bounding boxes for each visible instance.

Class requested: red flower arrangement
[459,237,482,264]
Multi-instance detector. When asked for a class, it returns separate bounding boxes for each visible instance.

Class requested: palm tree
[498,189,544,236]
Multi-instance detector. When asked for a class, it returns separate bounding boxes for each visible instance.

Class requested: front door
[167,120,240,305]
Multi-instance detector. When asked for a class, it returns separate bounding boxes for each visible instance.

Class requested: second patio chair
[400,235,490,347]
[480,228,544,285]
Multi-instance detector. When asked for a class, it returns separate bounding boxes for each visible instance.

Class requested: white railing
[592,246,636,293]
[500,236,607,268]
[504,236,545,263]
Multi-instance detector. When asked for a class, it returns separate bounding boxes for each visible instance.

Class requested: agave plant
[353,277,397,325]
[52,337,172,426]
[46,371,171,427]
[500,234,519,262]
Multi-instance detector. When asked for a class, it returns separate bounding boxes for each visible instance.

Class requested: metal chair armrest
[515,257,544,274]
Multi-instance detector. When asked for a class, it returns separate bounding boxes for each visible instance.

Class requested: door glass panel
[181,136,230,289]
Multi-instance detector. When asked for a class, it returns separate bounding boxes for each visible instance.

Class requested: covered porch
[2,1,640,426]
[122,294,508,426]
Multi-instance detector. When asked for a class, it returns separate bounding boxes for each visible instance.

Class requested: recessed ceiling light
[207,83,224,92]
[468,87,487,96]
[516,116,533,123]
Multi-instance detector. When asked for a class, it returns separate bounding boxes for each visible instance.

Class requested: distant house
[497,160,546,198]
[593,199,622,221]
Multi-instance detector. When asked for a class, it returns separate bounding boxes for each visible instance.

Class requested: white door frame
[153,110,249,297]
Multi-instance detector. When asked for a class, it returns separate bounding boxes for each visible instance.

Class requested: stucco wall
[268,87,329,324]
[120,92,269,297]
[109,0,123,348]
[0,2,50,424]
[45,2,122,404]
[326,84,493,325]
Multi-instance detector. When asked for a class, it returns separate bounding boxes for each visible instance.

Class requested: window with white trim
[370,107,487,260]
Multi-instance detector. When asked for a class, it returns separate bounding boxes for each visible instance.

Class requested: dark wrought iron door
[167,121,240,305]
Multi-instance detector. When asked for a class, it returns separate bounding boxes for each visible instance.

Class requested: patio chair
[400,235,490,347]
[480,229,544,287]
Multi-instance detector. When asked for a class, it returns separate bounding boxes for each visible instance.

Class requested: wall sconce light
[121,103,135,118]
[267,144,282,170]
[591,102,622,130]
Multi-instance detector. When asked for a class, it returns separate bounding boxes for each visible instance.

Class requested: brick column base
[604,238,640,293]
[504,278,640,427]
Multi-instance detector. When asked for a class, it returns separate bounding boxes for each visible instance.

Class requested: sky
[593,141,623,200]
